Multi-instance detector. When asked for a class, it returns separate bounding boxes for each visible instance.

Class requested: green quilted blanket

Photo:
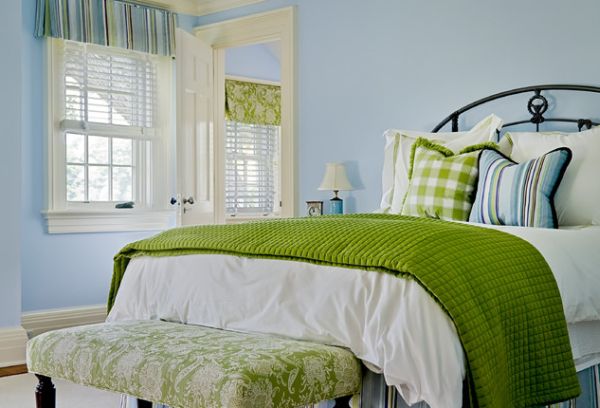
[109,214,579,407]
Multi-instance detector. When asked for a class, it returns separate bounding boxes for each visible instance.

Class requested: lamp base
[329,197,343,215]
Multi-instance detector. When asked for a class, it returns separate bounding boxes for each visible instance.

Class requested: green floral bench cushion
[26,320,361,408]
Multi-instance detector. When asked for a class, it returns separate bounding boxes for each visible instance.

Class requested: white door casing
[194,7,296,224]
[176,28,214,226]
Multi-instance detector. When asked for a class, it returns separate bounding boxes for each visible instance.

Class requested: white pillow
[380,114,504,213]
[506,127,600,226]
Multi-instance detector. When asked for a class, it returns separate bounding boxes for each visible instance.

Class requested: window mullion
[109,137,113,202]
[109,54,113,126]
[234,121,239,214]
[83,44,89,125]
[84,134,89,202]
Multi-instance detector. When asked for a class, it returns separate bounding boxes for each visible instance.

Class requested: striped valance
[35,0,177,57]
[225,79,281,126]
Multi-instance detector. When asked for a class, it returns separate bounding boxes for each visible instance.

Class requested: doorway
[223,41,282,222]
[176,8,295,226]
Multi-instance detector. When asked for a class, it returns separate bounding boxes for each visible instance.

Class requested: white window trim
[43,39,176,234]
[42,209,175,234]
[194,7,296,224]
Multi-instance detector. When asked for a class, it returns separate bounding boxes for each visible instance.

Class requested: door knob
[182,196,195,205]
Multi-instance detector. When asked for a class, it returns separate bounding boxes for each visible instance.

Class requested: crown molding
[142,0,264,16]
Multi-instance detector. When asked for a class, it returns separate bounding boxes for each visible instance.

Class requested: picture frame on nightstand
[306,201,323,217]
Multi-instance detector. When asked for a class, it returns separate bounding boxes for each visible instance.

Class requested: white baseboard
[0,326,29,368]
[0,305,107,368]
[21,304,107,339]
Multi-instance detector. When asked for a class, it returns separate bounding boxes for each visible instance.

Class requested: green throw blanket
[109,214,579,407]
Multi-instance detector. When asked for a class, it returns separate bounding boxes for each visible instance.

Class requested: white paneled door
[175,28,214,226]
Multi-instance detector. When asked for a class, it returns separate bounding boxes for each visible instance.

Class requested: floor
[0,364,27,378]
[0,373,122,408]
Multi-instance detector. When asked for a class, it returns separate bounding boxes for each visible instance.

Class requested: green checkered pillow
[401,138,496,221]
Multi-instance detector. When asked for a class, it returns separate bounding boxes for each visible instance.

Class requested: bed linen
[109,253,600,408]
[107,215,585,407]
[109,254,466,407]
[476,223,600,324]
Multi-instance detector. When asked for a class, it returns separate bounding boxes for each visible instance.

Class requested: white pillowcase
[506,127,600,226]
[380,114,504,214]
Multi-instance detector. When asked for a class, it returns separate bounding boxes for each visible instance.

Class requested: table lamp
[318,163,354,214]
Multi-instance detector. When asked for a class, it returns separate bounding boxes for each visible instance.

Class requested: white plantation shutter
[61,41,157,132]
[56,40,168,207]
[225,121,280,215]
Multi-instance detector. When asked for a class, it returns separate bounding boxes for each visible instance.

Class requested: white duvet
[107,223,600,408]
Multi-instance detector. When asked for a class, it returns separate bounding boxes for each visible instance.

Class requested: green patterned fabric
[27,320,361,408]
[401,138,495,221]
[225,79,281,126]
[109,214,579,407]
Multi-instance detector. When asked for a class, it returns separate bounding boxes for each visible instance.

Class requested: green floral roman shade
[34,0,177,57]
[225,79,281,126]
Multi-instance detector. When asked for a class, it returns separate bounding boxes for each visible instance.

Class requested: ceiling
[263,41,281,63]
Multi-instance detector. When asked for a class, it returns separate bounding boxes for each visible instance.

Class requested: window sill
[42,209,176,234]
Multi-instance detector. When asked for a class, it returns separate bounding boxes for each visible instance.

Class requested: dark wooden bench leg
[137,398,153,408]
[334,395,352,408]
[35,374,55,408]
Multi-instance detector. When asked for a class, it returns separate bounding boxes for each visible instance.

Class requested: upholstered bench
[27,320,362,408]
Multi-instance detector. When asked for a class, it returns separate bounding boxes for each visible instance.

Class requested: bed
[108,85,600,408]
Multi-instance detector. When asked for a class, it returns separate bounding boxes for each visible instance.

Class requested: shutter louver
[225,121,280,215]
[62,41,157,130]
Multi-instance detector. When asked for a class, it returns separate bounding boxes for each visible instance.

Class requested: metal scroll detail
[432,84,600,133]
[527,91,548,129]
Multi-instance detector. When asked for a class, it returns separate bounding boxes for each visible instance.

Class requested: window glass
[88,136,109,164]
[112,167,133,201]
[66,165,85,201]
[88,166,110,201]
[112,138,133,165]
[66,133,85,163]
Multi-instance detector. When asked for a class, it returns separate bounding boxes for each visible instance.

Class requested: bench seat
[27,320,362,408]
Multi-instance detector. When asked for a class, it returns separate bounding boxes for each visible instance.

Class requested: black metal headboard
[432,84,600,133]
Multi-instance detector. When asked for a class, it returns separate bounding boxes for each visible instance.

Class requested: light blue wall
[226,43,281,82]
[0,0,23,328]
[18,0,187,313]
[196,0,600,214]
[4,0,600,319]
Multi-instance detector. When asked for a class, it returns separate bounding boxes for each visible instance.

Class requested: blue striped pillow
[469,148,572,228]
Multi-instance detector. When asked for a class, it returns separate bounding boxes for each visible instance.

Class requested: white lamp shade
[318,163,354,191]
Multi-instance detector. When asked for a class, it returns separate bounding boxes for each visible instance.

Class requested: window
[225,121,280,216]
[44,39,173,233]
[222,78,284,221]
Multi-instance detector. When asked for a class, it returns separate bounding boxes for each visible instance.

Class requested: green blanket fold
[109,214,580,407]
